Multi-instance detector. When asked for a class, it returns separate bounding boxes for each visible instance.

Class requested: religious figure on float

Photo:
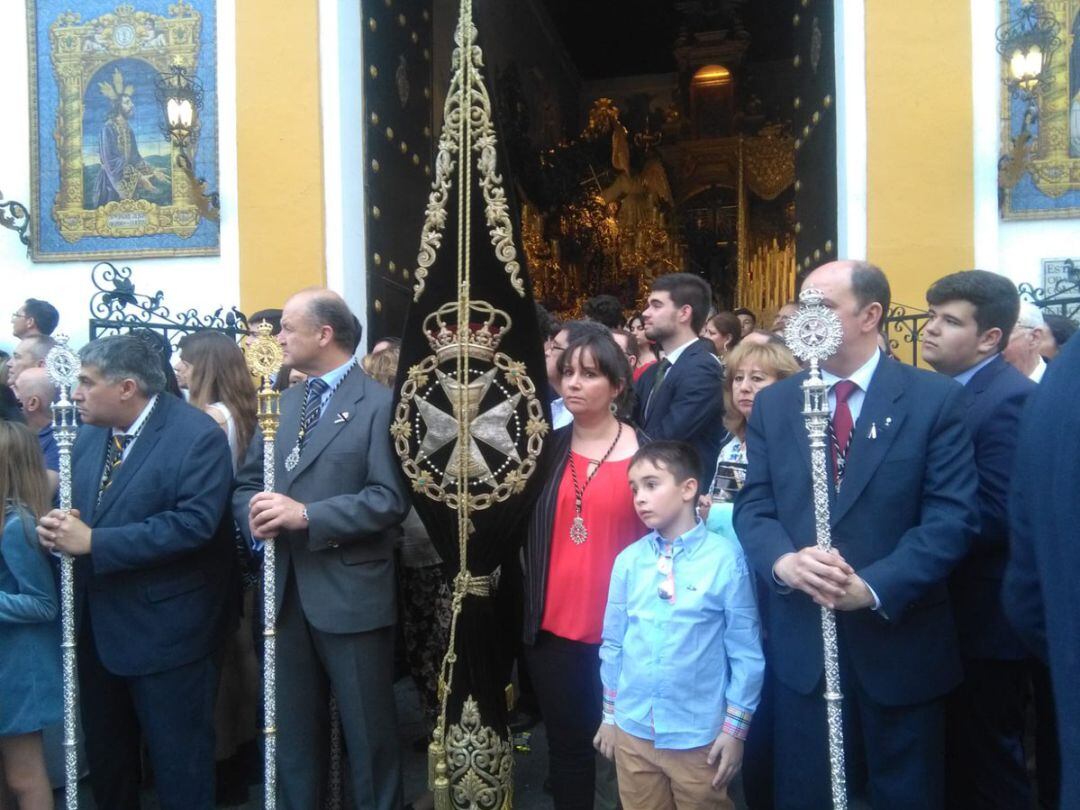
[599,120,674,231]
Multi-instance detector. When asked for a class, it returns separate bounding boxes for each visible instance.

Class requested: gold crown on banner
[424,300,510,363]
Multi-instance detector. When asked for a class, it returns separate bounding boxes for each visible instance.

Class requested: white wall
[0,1,240,356]
[318,0,368,335]
[835,0,868,262]
[971,0,1080,289]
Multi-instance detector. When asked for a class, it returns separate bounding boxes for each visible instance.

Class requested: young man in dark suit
[234,289,410,810]
[922,270,1036,808]
[633,273,726,480]
[37,334,237,810]
[734,261,979,810]
[1005,332,1080,810]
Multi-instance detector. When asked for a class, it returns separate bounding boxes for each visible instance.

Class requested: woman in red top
[523,324,645,810]
[627,312,659,382]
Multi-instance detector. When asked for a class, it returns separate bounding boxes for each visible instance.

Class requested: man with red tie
[734,261,979,809]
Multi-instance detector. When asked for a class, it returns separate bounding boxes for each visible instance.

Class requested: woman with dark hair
[129,328,182,398]
[177,330,260,804]
[178,331,258,467]
[625,312,659,381]
[523,324,645,809]
[702,311,742,363]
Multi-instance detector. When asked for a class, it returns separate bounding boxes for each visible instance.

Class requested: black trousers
[946,658,1031,809]
[524,631,602,810]
[773,670,945,810]
[79,616,219,810]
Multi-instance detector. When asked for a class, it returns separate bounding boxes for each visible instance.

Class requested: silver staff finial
[785,286,843,365]
[45,334,80,392]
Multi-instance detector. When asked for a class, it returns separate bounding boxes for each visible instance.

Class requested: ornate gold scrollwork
[444,696,513,810]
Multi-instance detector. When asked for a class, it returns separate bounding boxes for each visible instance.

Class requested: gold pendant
[570,515,588,545]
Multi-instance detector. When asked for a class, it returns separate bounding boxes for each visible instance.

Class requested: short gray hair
[79,335,167,395]
[20,335,56,364]
[1016,301,1045,330]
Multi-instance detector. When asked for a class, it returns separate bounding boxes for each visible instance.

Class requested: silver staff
[244,323,283,809]
[784,286,848,809]
[45,335,82,810]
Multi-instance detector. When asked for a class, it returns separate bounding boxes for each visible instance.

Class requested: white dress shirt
[659,336,699,368]
[112,394,160,461]
[1029,356,1047,384]
[820,349,881,425]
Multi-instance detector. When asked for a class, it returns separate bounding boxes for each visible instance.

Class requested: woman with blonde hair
[0,420,61,810]
[177,330,260,804]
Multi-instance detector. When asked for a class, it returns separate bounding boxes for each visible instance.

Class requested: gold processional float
[391,0,551,806]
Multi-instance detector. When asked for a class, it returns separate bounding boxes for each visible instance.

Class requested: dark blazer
[633,338,726,480]
[233,367,410,635]
[949,356,1035,660]
[72,393,236,677]
[734,353,979,707]
[1005,335,1080,808]
[521,423,649,646]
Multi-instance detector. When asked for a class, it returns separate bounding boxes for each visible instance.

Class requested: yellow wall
[865,1,974,313]
[235,0,326,312]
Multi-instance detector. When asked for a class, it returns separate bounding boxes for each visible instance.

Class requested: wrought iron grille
[88,261,249,354]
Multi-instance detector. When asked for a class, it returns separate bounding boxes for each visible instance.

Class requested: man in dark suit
[1005,333,1080,809]
[633,272,725,479]
[234,289,410,810]
[734,261,979,810]
[922,270,1036,808]
[37,334,236,810]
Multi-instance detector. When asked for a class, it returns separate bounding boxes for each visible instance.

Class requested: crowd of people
[0,261,1077,810]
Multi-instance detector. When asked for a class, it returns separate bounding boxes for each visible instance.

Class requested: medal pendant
[285,443,301,472]
[570,516,588,545]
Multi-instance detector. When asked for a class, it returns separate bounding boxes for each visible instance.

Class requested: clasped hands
[37,509,92,556]
[248,492,307,540]
[773,547,875,611]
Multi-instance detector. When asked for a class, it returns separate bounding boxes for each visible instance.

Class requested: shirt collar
[662,336,699,367]
[649,518,708,558]
[318,356,357,391]
[113,394,159,439]
[821,349,881,393]
[953,353,999,386]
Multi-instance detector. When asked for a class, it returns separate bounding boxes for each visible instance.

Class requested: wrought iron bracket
[0,189,30,249]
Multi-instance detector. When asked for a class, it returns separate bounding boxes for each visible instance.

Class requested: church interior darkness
[471,0,822,323]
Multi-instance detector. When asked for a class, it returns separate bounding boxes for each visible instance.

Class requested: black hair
[307,294,360,353]
[733,307,757,326]
[79,334,169,396]
[926,270,1019,352]
[629,440,702,498]
[248,308,283,335]
[555,322,635,418]
[626,312,645,331]
[584,295,625,329]
[850,262,891,330]
[23,299,59,336]
[1043,314,1077,349]
[650,273,713,333]
[535,303,561,341]
[611,328,639,359]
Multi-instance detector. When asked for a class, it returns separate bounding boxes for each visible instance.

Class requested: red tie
[831,380,858,485]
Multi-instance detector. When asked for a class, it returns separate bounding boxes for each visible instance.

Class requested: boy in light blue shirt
[594,441,763,809]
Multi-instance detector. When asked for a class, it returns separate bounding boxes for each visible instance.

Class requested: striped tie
[98,434,133,502]
[300,377,329,451]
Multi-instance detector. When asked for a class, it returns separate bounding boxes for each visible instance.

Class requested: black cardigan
[521,422,650,646]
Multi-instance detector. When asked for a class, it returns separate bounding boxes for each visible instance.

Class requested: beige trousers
[614,727,735,810]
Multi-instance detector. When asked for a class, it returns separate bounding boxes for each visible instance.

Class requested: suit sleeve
[733,392,800,586]
[971,389,1029,552]
[857,383,979,621]
[90,425,234,574]
[645,357,724,443]
[305,395,410,551]
[1003,408,1048,660]
[232,425,266,547]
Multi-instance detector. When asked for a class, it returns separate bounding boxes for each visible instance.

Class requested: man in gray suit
[234,289,410,809]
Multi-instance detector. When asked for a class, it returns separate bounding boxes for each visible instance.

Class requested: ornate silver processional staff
[45,336,82,810]
[784,286,848,810]
[244,323,284,810]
